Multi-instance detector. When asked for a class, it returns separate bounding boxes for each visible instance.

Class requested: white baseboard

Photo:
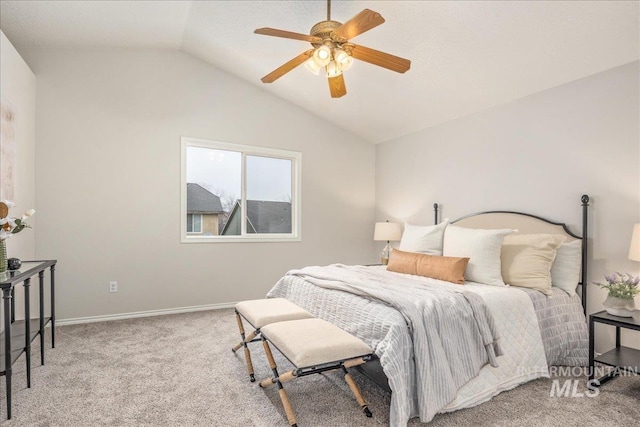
[56,302,237,326]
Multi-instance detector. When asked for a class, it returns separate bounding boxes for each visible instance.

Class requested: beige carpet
[0,309,638,426]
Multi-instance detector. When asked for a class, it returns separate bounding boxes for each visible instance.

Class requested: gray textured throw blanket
[279,265,503,422]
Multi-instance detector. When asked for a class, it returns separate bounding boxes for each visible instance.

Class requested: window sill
[181,236,301,243]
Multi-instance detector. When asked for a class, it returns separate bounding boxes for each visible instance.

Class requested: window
[186,214,202,233]
[181,137,301,242]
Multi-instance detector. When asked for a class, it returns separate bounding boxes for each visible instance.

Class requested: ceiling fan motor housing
[310,20,343,45]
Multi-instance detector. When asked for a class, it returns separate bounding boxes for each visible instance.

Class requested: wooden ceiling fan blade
[328,74,346,98]
[332,9,385,41]
[261,50,314,83]
[350,44,411,73]
[254,28,322,44]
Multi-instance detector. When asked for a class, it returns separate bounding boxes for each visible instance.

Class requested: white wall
[0,31,36,261]
[0,31,37,330]
[20,48,376,321]
[376,61,640,351]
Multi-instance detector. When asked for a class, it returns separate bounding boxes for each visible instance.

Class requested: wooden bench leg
[232,310,256,382]
[260,370,296,388]
[260,337,298,427]
[232,311,246,353]
[232,330,257,353]
[343,366,372,418]
[278,387,298,427]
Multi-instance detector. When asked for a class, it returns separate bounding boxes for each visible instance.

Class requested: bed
[267,196,590,426]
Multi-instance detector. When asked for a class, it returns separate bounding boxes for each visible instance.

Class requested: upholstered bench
[232,298,314,382]
[259,318,374,427]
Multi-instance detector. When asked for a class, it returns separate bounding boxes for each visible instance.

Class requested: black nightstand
[589,310,640,387]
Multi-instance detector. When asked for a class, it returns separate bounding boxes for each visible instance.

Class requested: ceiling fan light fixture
[254,1,411,97]
[326,60,342,78]
[334,48,353,71]
[313,45,332,66]
[304,57,322,75]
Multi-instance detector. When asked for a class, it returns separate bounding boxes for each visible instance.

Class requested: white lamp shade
[326,61,342,77]
[304,57,322,75]
[629,223,640,261]
[374,222,402,241]
[313,45,331,67]
[334,49,353,71]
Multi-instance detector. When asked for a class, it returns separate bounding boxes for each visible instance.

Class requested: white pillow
[551,239,582,296]
[443,225,514,286]
[399,220,449,255]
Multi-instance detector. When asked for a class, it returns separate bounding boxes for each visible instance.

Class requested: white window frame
[180,136,302,243]
[186,213,203,234]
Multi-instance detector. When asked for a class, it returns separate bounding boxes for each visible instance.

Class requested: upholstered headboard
[453,212,580,241]
[433,195,590,314]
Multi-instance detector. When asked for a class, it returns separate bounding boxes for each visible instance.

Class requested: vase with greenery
[595,272,640,317]
[0,200,36,273]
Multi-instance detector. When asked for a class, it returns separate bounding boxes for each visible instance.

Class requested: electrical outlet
[109,281,118,293]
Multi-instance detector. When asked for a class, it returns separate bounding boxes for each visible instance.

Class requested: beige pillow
[501,234,566,295]
[387,249,470,284]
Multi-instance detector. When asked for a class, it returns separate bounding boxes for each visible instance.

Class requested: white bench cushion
[235,298,313,328]
[261,318,373,368]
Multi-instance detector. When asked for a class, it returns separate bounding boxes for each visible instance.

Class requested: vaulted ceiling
[1,1,638,143]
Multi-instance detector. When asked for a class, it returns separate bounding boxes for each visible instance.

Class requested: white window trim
[180,136,302,243]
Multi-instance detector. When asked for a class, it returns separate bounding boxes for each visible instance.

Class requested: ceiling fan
[254,0,411,98]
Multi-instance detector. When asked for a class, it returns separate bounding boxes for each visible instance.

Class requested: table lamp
[374,221,402,265]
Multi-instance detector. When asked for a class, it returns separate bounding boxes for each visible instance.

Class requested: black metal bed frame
[433,194,590,315]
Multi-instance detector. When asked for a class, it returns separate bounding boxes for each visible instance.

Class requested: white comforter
[268,265,549,427]
[443,282,548,411]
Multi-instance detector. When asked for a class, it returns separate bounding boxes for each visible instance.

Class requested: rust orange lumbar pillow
[387,249,470,284]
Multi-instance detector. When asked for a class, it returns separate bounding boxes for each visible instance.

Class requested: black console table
[0,260,57,419]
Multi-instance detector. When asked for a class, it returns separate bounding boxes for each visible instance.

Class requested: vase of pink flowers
[0,200,36,273]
